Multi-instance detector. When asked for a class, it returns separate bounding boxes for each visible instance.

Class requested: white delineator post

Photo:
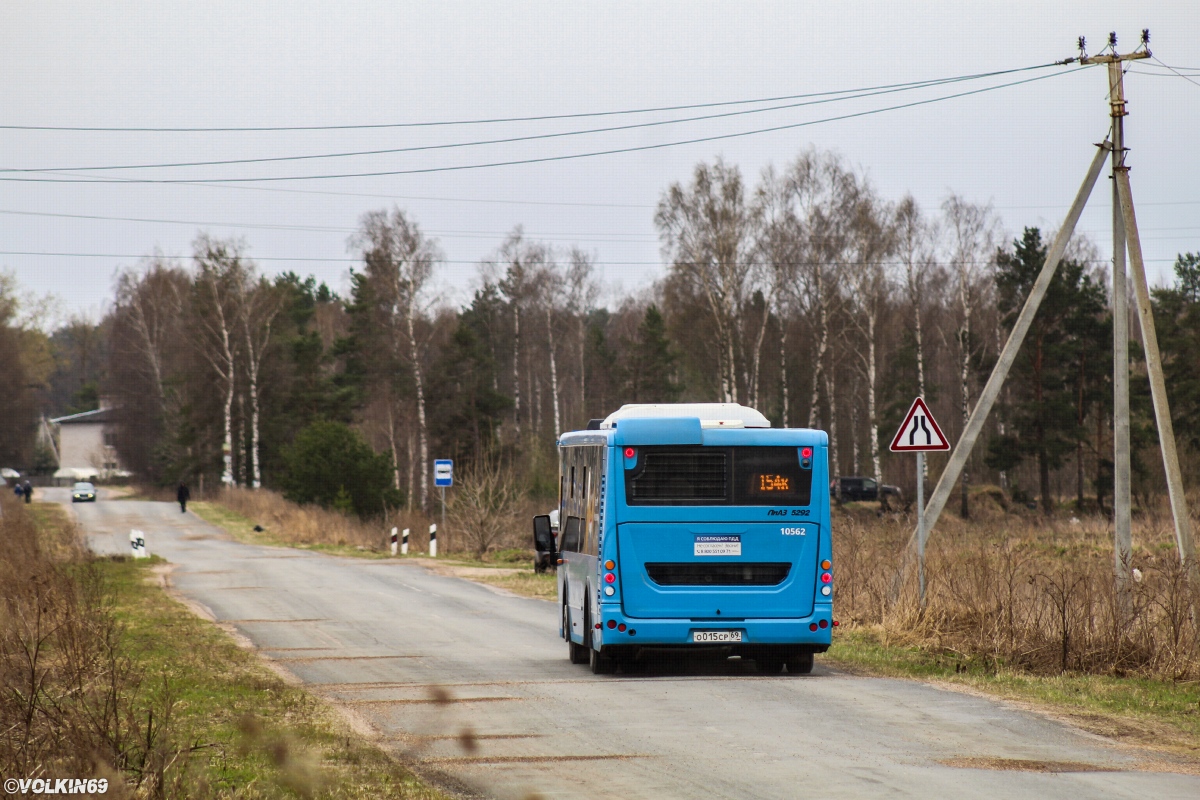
[390,526,399,557]
[130,529,148,559]
[401,528,409,556]
[429,523,437,558]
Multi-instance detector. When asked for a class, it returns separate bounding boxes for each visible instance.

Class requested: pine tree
[985,228,1108,513]
[624,305,683,404]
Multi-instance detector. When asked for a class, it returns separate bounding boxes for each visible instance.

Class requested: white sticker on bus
[694,535,741,557]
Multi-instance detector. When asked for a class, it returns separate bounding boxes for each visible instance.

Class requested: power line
[0,64,1062,133]
[0,209,659,242]
[0,68,1087,184]
[5,207,1196,241]
[2,72,1029,174]
[0,251,1176,266]
[1150,56,1200,90]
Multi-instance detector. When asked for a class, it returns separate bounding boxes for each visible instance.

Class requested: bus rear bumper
[595,609,834,648]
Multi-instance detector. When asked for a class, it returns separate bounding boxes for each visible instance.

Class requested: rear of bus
[592,409,832,673]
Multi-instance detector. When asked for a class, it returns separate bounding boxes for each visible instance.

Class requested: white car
[72,482,97,503]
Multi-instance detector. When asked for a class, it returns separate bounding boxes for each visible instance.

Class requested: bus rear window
[625,446,812,506]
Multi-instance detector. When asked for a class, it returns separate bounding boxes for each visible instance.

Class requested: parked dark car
[831,476,901,505]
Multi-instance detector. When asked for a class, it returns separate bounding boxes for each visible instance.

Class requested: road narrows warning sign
[889,397,950,452]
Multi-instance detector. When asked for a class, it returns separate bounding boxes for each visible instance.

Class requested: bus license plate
[693,630,742,643]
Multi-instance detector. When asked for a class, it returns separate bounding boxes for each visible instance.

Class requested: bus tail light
[607,620,616,629]
[819,619,828,629]
[821,559,832,569]
[821,573,832,584]
[800,447,813,469]
[809,623,818,631]
[624,447,636,459]
[618,623,626,632]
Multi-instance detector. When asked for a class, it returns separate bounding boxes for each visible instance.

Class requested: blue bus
[536,403,833,675]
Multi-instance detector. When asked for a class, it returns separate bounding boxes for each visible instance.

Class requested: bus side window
[561,515,582,553]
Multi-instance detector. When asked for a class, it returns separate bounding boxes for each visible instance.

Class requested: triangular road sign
[889,397,951,452]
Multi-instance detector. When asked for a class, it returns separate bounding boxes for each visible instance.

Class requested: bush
[278,421,403,517]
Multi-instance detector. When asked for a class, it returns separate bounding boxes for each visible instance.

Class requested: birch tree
[113,256,186,412]
[241,278,283,489]
[352,208,441,511]
[192,235,249,487]
[656,159,758,403]
[565,248,599,424]
[780,151,857,437]
[489,230,550,437]
[749,166,797,415]
[894,196,939,486]
[941,194,1001,518]
[844,187,895,486]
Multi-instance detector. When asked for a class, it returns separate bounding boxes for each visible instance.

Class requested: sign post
[889,397,950,609]
[434,460,453,554]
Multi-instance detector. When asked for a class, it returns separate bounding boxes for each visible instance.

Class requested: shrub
[278,421,403,517]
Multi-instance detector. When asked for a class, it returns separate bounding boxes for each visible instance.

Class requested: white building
[49,404,127,483]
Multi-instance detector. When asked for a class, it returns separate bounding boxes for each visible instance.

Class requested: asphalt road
[52,489,1200,799]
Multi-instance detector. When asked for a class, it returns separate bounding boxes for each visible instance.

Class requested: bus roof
[600,403,770,429]
[559,404,827,448]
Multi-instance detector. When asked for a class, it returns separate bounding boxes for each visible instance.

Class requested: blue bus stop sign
[434,459,453,488]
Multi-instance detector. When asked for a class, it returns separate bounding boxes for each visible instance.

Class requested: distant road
[50,488,1200,800]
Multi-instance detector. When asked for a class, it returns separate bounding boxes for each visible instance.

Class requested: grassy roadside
[825,625,1200,764]
[190,499,557,601]
[27,503,445,799]
[189,500,391,559]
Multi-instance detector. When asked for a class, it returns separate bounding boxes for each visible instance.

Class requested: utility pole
[1082,31,1197,589]
[890,30,1198,601]
[1079,33,1144,601]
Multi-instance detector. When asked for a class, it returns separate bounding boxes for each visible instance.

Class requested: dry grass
[0,494,176,795]
[191,485,545,561]
[834,496,1200,681]
[0,492,446,798]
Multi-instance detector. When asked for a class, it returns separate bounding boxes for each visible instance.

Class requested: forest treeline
[3,148,1199,517]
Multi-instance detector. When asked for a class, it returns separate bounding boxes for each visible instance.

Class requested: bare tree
[113,256,186,412]
[843,185,896,486]
[941,194,1001,518]
[487,229,551,437]
[447,458,523,557]
[192,235,251,487]
[535,262,565,436]
[778,150,858,446]
[565,248,599,425]
[753,165,803,422]
[894,196,940,486]
[656,158,758,403]
[240,278,283,489]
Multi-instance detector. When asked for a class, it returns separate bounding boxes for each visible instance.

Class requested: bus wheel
[583,609,614,675]
[790,651,815,674]
[566,606,587,664]
[589,644,614,675]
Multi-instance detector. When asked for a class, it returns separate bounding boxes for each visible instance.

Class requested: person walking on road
[21,480,32,504]
[177,482,190,513]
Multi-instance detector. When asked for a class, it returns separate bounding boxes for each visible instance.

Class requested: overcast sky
[3,2,1197,323]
